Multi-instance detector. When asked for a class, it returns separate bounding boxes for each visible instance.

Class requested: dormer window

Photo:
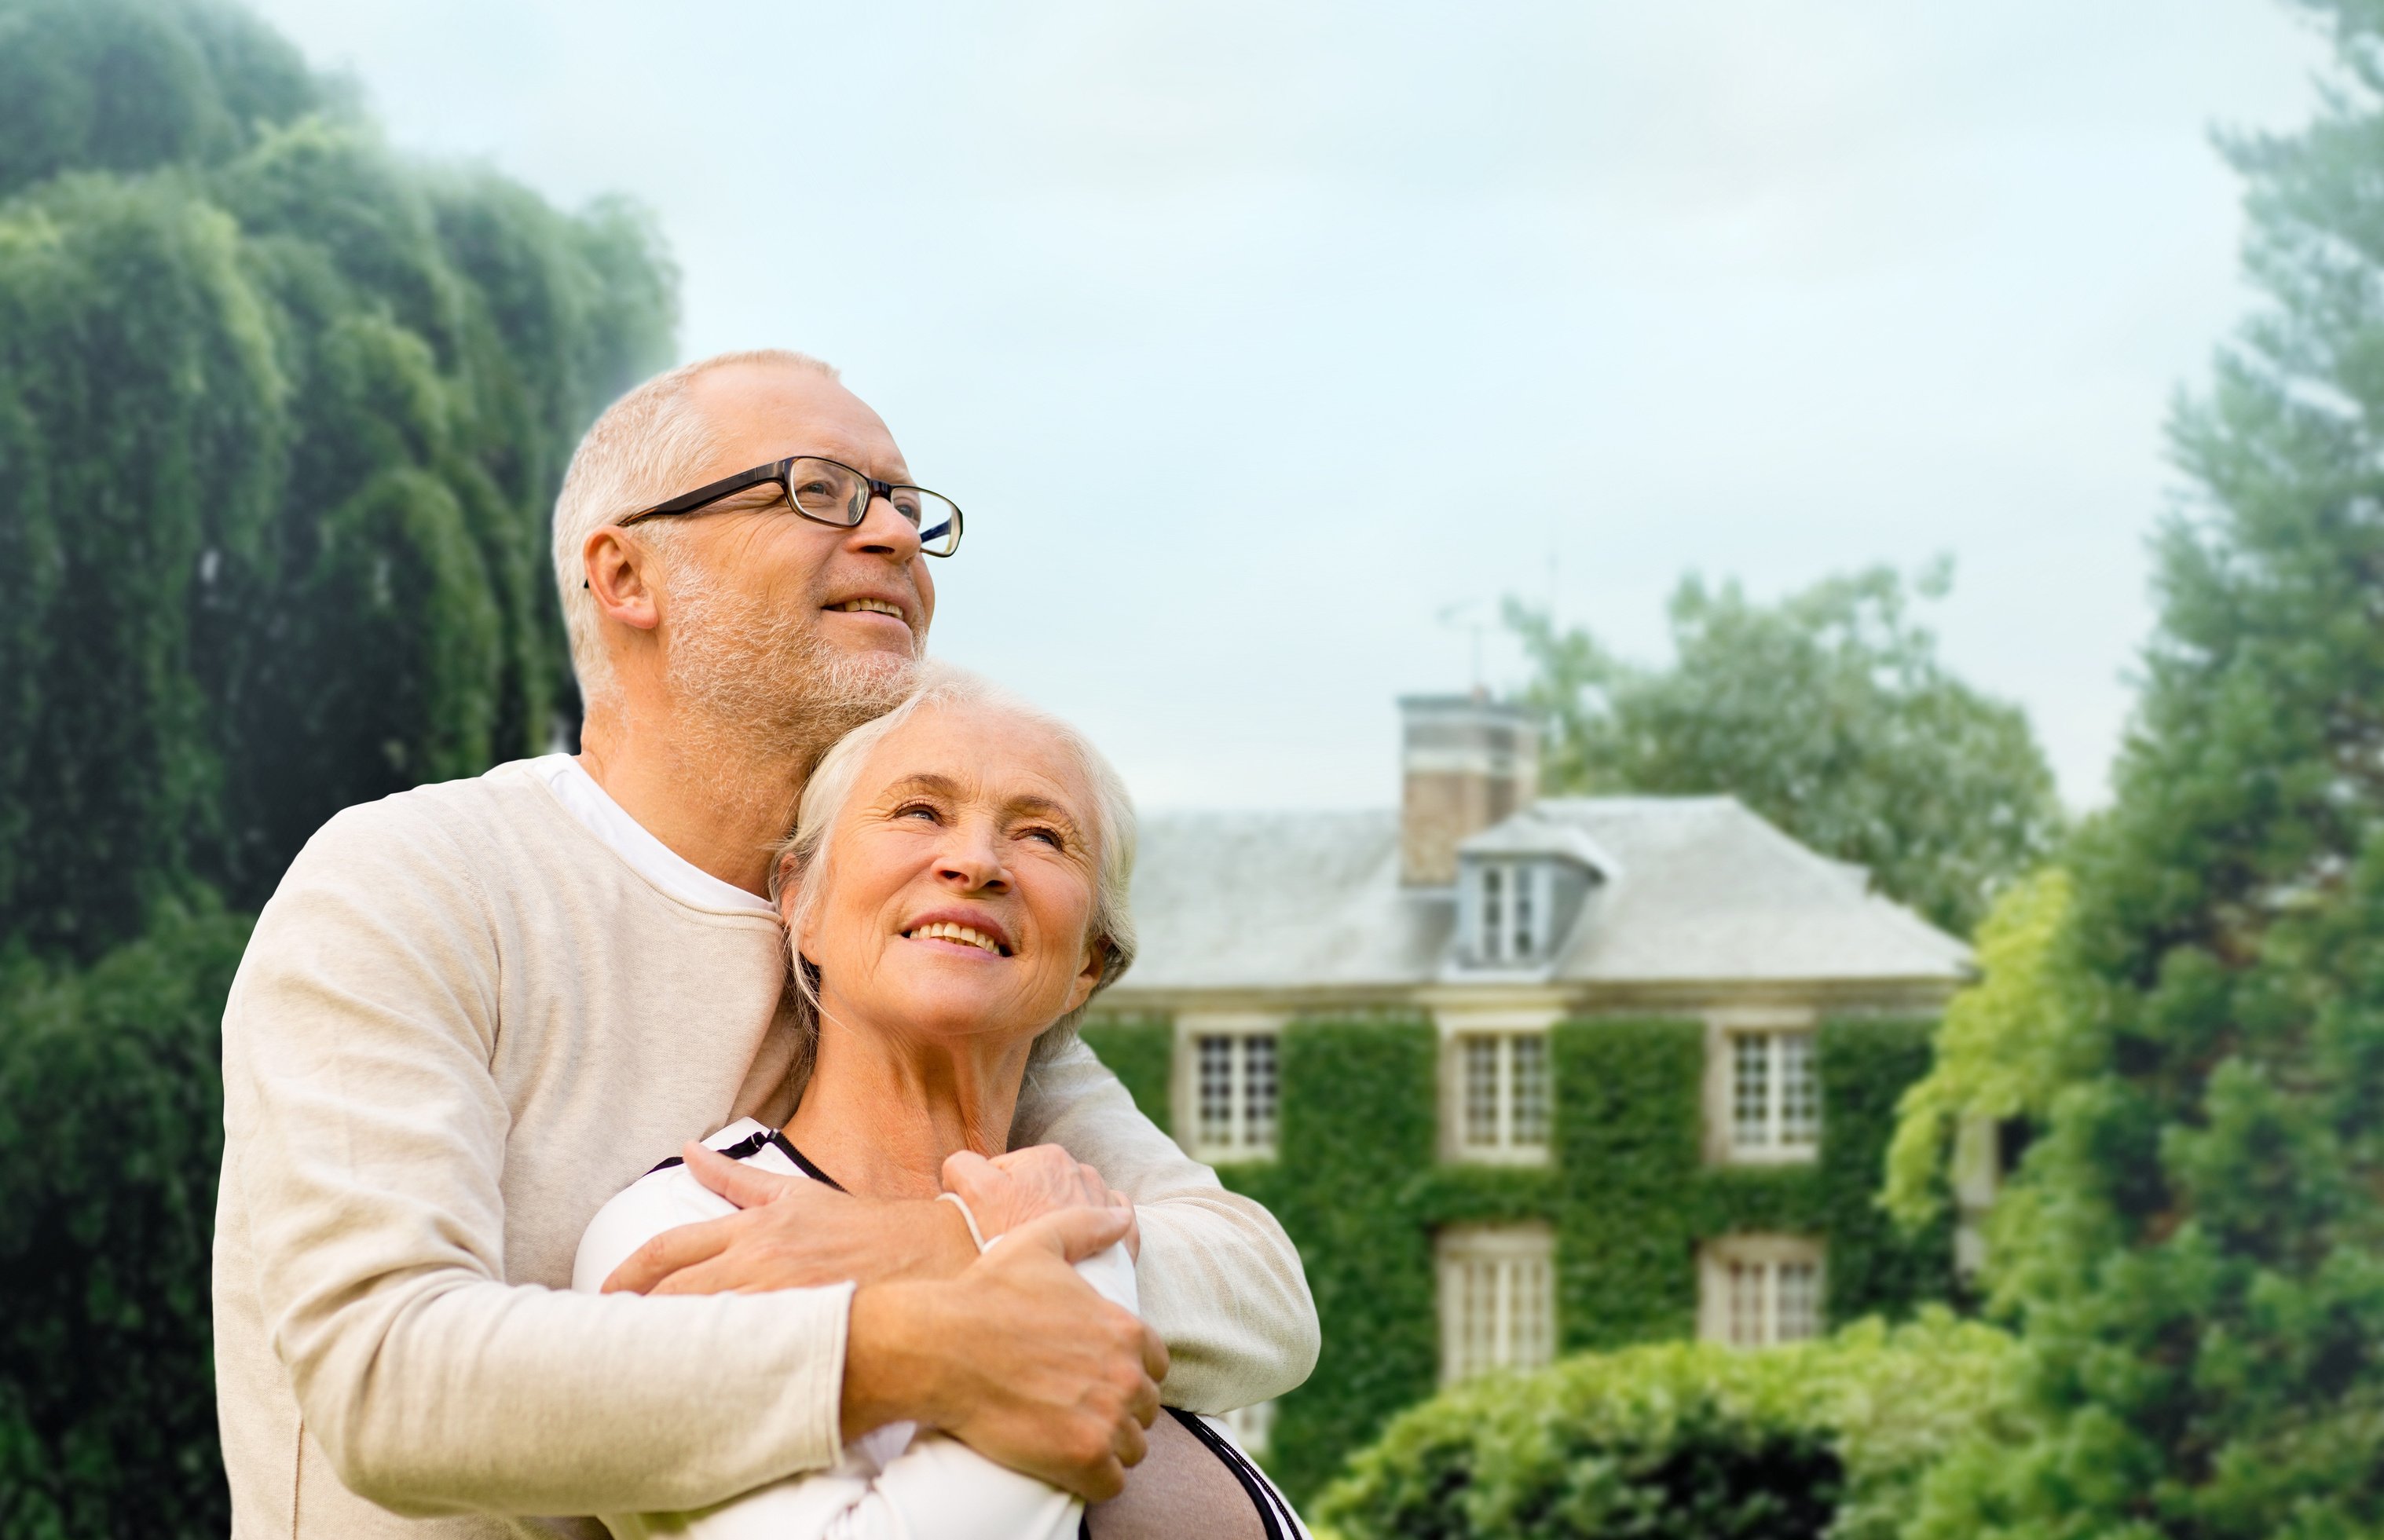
[1474,860,1547,964]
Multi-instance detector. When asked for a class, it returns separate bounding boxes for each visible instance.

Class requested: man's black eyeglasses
[620,455,962,558]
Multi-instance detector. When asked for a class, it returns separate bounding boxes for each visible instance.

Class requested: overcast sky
[251,0,2329,812]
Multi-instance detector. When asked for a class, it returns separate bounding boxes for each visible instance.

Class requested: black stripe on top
[1163,1406,1293,1540]
[644,1129,847,1192]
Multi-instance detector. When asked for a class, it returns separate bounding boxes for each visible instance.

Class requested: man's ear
[584,527,662,633]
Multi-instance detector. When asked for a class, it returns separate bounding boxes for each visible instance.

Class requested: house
[1079,693,1975,1487]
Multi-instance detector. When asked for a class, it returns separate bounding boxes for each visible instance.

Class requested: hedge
[1315,1311,2022,1540]
[1082,1013,1956,1504]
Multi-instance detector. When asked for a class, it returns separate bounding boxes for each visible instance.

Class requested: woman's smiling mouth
[903,920,1010,957]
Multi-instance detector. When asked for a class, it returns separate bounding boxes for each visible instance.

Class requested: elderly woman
[573,668,1306,1540]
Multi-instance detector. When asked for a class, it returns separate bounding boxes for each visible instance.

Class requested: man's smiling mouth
[904,921,1009,957]
[831,598,906,623]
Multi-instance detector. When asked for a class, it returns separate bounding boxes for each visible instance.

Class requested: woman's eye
[895,802,942,823]
[1021,826,1064,849]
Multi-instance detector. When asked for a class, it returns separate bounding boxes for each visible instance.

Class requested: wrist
[913,1196,979,1279]
[842,1278,961,1438]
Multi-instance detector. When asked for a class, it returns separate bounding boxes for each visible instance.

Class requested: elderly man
[212,349,1318,1538]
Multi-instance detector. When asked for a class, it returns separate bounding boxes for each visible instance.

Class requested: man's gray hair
[769,663,1138,1089]
[551,348,839,700]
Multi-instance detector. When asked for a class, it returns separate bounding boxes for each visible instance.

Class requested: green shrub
[1316,1311,2020,1540]
[0,902,251,1539]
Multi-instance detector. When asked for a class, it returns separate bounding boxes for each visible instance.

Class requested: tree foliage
[1316,1312,2023,1540]
[1909,4,2384,1532]
[1881,869,2095,1231]
[1506,565,2062,934]
[0,902,253,1539]
[0,0,677,960]
[0,2,677,1532]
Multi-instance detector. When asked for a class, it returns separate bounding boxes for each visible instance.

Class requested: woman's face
[794,702,1107,1048]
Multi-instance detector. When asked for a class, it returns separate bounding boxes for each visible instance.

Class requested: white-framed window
[1175,1016,1282,1162]
[1456,1030,1550,1155]
[1473,859,1547,964]
[1697,1235,1825,1348]
[1437,1224,1556,1385]
[1221,1399,1276,1459]
[1728,1028,1819,1158]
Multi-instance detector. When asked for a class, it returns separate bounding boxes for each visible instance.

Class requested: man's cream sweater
[213,760,1318,1539]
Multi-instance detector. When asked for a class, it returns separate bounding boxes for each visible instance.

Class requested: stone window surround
[1696,1231,1826,1348]
[1701,1007,1822,1167]
[1435,1220,1557,1386]
[1436,1005,1561,1165]
[1171,1011,1287,1164]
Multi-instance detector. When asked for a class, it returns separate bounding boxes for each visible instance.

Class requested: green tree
[0,902,253,1538]
[1506,565,2062,935]
[0,2,676,1531]
[1910,3,2384,1533]
[1880,869,2094,1233]
[0,0,676,958]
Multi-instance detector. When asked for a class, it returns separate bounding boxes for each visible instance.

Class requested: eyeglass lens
[784,458,959,556]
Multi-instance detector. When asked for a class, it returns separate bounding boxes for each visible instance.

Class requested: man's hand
[944,1144,1141,1259]
[844,1205,1168,1502]
[601,1139,977,1296]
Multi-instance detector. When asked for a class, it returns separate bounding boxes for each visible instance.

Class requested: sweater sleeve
[221,803,850,1518]
[1010,1037,1320,1412]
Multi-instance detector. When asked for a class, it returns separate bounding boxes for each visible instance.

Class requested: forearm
[1016,1040,1320,1409]
[295,1277,852,1516]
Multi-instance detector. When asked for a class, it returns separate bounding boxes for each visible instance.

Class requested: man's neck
[575,707,807,898]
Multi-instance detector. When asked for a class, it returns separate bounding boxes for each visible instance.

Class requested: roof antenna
[1436,599,1487,698]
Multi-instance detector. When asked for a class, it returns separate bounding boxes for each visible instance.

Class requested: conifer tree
[1914,3,2384,1531]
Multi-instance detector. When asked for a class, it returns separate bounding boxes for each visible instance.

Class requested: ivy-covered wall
[1082,1012,1955,1505]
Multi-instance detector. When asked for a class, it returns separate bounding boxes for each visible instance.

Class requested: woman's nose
[936,830,1008,892]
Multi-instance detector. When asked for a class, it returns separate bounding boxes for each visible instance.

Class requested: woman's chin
[873,981,1059,1045]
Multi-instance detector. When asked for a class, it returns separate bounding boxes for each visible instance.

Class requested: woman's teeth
[907,921,1004,955]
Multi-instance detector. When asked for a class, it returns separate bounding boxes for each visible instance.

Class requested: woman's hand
[943,1144,1141,1260]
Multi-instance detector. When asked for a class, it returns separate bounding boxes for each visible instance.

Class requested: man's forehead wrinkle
[692,368,910,485]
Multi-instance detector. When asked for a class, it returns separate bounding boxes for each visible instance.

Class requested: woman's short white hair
[769,662,1138,1088]
[551,348,838,701]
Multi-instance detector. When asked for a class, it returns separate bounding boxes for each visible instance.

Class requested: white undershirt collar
[526,753,776,915]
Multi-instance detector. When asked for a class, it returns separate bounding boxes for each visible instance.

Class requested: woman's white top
[573,1120,1304,1540]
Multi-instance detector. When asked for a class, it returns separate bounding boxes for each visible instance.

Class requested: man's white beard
[662,570,920,764]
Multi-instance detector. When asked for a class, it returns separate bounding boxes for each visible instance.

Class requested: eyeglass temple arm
[618,460,791,526]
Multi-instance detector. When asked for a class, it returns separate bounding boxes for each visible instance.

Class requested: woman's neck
[780,997,1035,1202]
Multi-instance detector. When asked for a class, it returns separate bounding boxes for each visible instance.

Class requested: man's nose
[848,490,923,561]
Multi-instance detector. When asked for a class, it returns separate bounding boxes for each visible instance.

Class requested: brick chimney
[1398,692,1539,887]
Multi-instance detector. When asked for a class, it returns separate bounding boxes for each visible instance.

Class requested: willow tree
[1908,3,2384,1532]
[0,2,675,1531]
[0,0,676,960]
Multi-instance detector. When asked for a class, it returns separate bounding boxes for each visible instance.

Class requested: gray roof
[1115,796,1971,993]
